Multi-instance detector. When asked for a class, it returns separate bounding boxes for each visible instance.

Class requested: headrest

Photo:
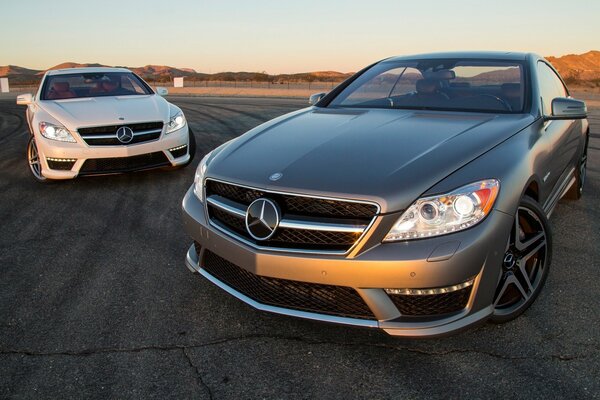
[429,69,456,80]
[416,79,439,94]
[53,82,70,92]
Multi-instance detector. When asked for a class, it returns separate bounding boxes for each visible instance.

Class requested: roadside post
[0,78,9,93]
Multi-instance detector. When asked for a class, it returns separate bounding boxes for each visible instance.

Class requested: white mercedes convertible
[16,67,195,182]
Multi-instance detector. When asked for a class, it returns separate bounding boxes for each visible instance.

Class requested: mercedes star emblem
[269,172,283,181]
[116,126,134,144]
[245,198,281,240]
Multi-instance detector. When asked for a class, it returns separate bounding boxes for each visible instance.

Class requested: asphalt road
[0,96,599,399]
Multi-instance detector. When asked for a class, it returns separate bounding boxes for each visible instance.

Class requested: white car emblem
[269,172,283,181]
[116,126,134,144]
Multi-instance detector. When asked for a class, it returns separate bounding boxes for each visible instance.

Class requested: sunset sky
[1,0,598,74]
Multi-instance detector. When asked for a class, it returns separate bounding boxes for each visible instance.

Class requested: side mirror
[16,93,33,105]
[546,97,587,120]
[309,92,326,105]
[156,87,169,96]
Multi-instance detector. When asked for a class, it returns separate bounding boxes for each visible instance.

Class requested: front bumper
[182,185,513,337]
[35,125,190,179]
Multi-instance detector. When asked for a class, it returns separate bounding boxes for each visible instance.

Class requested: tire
[565,132,588,200]
[184,127,196,166]
[490,196,552,323]
[27,136,51,183]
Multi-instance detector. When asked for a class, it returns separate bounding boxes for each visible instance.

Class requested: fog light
[169,145,187,152]
[169,144,188,158]
[46,157,77,162]
[46,157,77,171]
[384,278,474,296]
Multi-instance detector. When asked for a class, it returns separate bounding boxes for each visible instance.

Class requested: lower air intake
[202,250,376,320]
[79,152,169,175]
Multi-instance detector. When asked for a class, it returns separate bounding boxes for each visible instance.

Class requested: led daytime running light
[384,279,474,296]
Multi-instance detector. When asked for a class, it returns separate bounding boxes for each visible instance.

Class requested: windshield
[41,72,153,100]
[329,59,526,113]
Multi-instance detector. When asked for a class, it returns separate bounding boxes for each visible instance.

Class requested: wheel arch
[521,176,541,203]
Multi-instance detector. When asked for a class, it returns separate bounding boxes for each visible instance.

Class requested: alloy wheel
[27,137,46,181]
[492,204,548,319]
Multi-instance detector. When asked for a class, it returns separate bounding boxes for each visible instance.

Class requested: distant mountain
[0,65,41,76]
[464,67,521,83]
[129,65,199,78]
[2,51,599,85]
[0,61,353,84]
[546,50,600,81]
[0,65,43,84]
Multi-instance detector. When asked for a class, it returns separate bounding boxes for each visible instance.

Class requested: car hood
[208,107,535,213]
[40,95,170,130]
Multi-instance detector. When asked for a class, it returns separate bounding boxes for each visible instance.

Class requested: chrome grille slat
[204,179,379,254]
[77,121,163,146]
[206,196,367,233]
[80,128,163,140]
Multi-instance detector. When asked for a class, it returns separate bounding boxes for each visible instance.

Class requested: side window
[537,62,567,115]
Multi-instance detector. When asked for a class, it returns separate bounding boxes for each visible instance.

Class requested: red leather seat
[47,82,77,99]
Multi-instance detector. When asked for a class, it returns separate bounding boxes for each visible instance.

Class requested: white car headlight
[193,151,212,202]
[39,122,76,143]
[383,179,500,242]
[166,111,186,134]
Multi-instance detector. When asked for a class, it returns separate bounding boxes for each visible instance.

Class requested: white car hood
[40,95,170,130]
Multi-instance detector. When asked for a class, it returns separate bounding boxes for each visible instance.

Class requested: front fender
[423,122,541,217]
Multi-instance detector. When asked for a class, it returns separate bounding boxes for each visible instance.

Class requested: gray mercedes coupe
[182,52,588,337]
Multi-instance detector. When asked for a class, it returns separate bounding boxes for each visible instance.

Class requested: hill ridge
[2,51,599,85]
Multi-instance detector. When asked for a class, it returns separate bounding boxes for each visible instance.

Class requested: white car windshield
[41,72,153,100]
[329,59,527,113]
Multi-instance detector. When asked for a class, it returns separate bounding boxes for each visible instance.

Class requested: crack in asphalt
[183,347,214,400]
[0,333,595,363]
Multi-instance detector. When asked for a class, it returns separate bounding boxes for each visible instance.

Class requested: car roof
[46,67,132,76]
[384,51,536,62]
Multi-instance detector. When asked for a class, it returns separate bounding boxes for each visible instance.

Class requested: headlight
[166,111,186,134]
[193,151,212,202]
[383,179,500,242]
[39,122,76,143]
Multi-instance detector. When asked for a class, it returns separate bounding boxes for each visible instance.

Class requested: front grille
[202,250,376,320]
[205,179,378,253]
[388,286,472,316]
[79,152,170,175]
[207,180,378,219]
[208,206,358,251]
[78,122,163,146]
[47,160,75,170]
